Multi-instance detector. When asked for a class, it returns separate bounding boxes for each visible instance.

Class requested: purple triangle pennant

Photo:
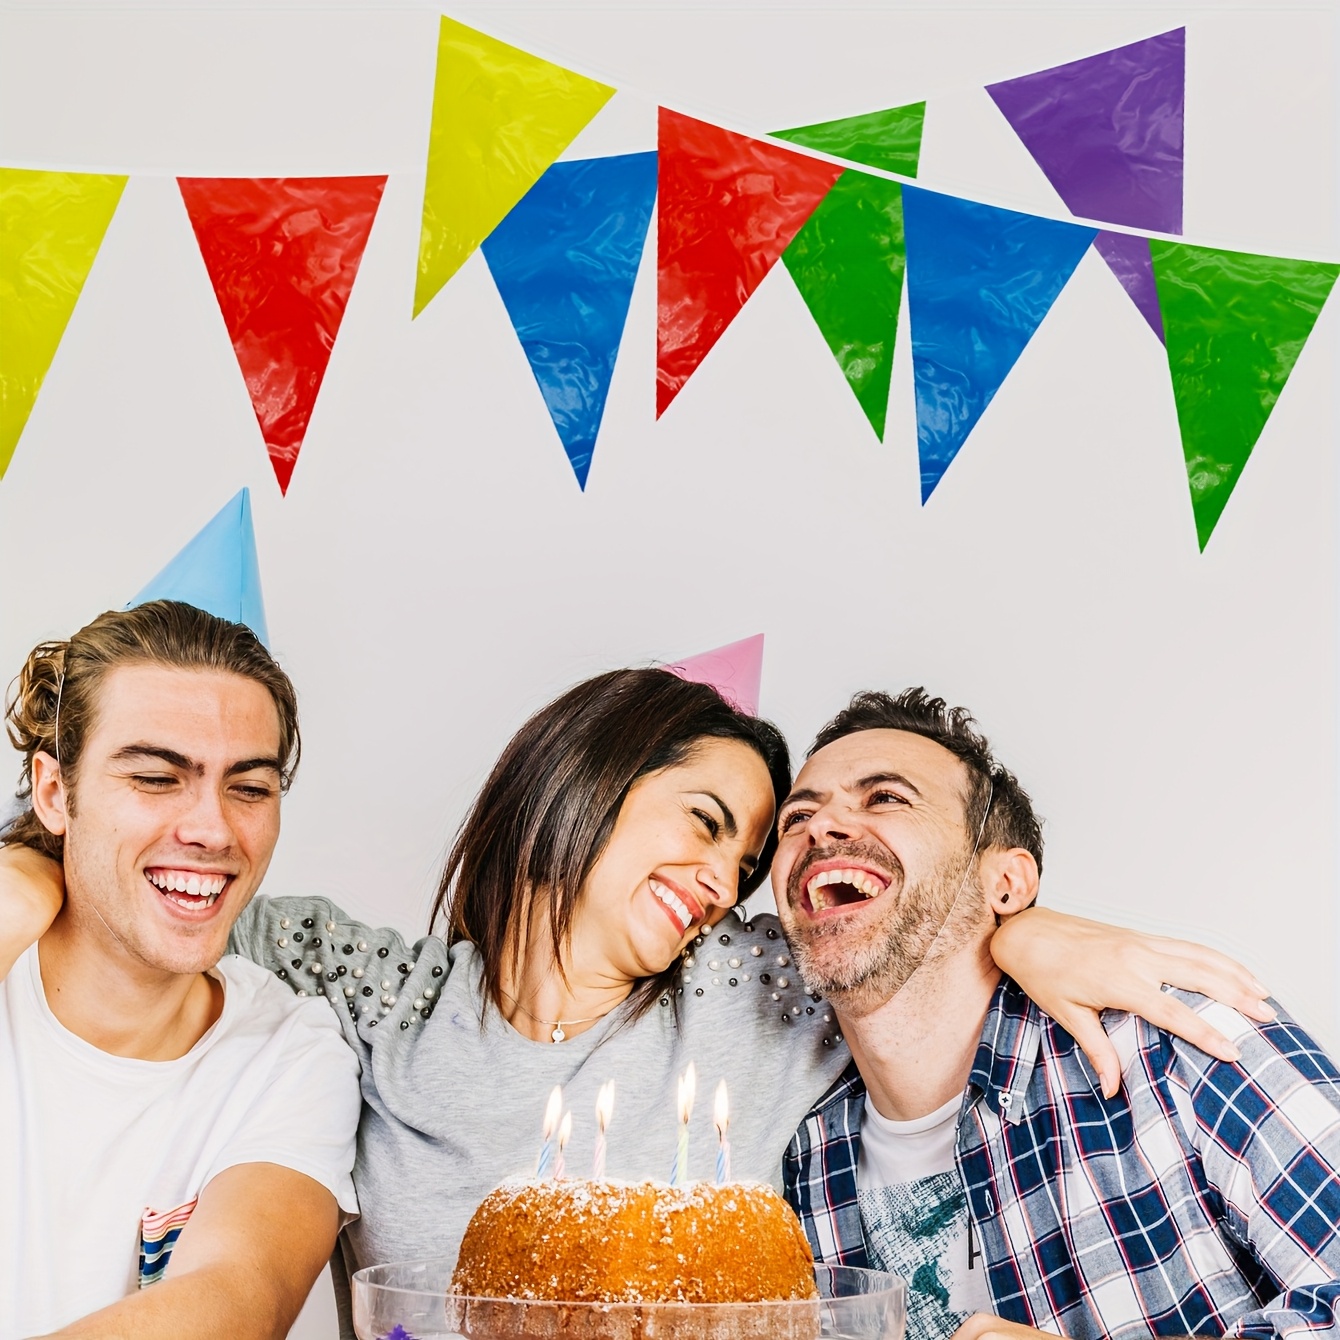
[988,29,1183,335]
[1093,230,1164,342]
[987,28,1184,232]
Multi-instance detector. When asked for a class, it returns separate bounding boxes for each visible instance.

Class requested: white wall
[1,3,1335,1326]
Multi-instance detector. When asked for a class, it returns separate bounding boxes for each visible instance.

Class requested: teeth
[147,871,228,901]
[806,868,886,906]
[650,880,691,932]
[164,892,219,909]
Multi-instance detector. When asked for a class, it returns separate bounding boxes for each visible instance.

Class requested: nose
[803,800,854,846]
[694,857,738,913]
[174,781,235,853]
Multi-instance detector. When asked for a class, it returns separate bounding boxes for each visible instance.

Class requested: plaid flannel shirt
[784,978,1340,1340]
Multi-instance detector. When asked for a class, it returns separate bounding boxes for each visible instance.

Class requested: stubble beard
[783,841,980,1018]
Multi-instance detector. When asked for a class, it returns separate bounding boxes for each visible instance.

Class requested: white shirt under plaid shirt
[783,977,1340,1340]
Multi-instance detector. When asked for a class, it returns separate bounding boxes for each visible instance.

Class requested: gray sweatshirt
[228,896,850,1331]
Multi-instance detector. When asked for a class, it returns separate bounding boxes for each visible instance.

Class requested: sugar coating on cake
[451,1179,819,1304]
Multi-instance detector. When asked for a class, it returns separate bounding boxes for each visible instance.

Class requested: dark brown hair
[4,600,300,859]
[433,668,791,1023]
[810,688,1043,873]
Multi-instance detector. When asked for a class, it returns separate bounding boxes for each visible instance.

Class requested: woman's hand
[952,1315,1064,1340]
[991,906,1274,1098]
[0,843,65,980]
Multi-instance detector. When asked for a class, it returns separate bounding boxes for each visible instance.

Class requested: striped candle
[714,1080,731,1184]
[593,1081,615,1179]
[554,1110,572,1180]
[671,1063,696,1187]
[534,1085,563,1178]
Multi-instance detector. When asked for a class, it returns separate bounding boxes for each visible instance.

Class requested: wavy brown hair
[810,688,1043,873]
[432,668,791,1024]
[4,600,300,860]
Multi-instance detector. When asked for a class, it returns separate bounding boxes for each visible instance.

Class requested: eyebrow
[108,745,283,778]
[689,790,739,839]
[780,772,923,810]
[855,771,923,798]
[227,758,285,778]
[110,745,200,774]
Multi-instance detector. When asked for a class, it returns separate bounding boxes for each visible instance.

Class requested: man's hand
[953,1314,1065,1340]
[33,1163,342,1339]
[990,906,1274,1098]
[0,845,65,980]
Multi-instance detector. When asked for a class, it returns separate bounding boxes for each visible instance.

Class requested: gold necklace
[503,992,619,1043]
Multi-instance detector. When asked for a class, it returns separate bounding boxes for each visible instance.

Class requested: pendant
[551,1024,565,1043]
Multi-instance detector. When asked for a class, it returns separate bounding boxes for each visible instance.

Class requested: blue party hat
[129,488,269,645]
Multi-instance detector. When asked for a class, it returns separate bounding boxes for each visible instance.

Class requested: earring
[1000,892,1010,904]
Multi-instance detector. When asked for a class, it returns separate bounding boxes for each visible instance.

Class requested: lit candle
[714,1080,731,1185]
[671,1062,696,1187]
[593,1081,615,1179]
[554,1111,573,1180]
[534,1085,563,1178]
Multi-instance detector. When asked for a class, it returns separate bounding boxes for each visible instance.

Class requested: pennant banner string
[2,16,1337,554]
[0,22,1323,262]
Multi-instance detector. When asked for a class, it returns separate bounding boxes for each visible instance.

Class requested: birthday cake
[451,1178,818,1305]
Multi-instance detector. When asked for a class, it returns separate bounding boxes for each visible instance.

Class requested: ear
[979,847,1038,919]
[29,752,69,837]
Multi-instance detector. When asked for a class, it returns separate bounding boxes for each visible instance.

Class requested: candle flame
[714,1079,729,1137]
[558,1111,573,1149]
[677,1062,697,1125]
[596,1080,615,1133]
[542,1085,563,1140]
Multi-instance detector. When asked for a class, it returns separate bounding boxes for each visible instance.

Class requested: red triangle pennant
[657,109,843,417]
[178,176,387,493]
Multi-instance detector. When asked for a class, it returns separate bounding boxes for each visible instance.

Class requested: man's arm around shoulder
[0,845,63,980]
[31,1162,340,1340]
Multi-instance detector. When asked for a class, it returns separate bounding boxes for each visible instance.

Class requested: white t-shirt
[0,945,361,1338]
[858,1094,993,1340]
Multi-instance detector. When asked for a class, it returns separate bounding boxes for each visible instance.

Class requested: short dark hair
[432,668,792,1024]
[809,688,1043,873]
[5,600,300,860]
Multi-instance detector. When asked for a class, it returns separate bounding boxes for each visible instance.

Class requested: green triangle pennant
[1150,240,1338,550]
[0,168,126,480]
[771,102,925,178]
[781,171,905,439]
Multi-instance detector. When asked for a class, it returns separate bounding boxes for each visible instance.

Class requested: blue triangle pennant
[903,188,1096,501]
[481,152,658,489]
[129,488,269,645]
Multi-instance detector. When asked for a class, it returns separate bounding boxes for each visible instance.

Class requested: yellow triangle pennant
[0,169,127,480]
[414,16,614,317]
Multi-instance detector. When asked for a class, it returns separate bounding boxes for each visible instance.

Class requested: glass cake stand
[352,1260,906,1340]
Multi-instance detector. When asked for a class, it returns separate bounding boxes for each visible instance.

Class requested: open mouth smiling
[145,867,231,913]
[800,862,891,917]
[649,877,705,938]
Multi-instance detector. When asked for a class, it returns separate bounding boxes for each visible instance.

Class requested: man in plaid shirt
[775,689,1340,1340]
